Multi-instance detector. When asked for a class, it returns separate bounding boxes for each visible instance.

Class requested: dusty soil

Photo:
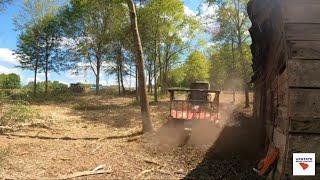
[0,92,263,179]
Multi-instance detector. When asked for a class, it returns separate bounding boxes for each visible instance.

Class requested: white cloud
[26,77,35,83]
[0,65,21,75]
[184,5,197,17]
[58,80,70,86]
[0,48,19,65]
[25,77,44,83]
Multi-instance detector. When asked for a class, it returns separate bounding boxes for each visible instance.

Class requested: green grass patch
[128,99,140,106]
[72,101,123,111]
[30,93,76,104]
[0,88,78,105]
[0,103,40,126]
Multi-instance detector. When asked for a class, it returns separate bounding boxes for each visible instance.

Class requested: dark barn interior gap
[248,0,320,178]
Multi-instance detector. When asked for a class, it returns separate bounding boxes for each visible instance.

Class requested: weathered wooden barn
[248,0,320,178]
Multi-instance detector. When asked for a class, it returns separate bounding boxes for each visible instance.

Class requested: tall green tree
[168,66,187,87]
[38,15,67,94]
[138,0,197,101]
[15,23,41,96]
[14,0,63,96]
[184,51,210,84]
[210,49,228,89]
[109,2,132,95]
[61,0,125,94]
[208,0,252,106]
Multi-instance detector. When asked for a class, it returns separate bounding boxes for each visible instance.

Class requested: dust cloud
[149,94,239,152]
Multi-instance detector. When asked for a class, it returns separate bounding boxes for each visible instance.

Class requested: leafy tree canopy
[0,73,21,89]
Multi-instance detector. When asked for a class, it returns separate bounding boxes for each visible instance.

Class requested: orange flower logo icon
[299,162,309,170]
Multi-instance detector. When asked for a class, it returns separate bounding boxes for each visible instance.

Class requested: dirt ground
[0,91,263,179]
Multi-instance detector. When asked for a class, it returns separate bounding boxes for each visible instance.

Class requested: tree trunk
[117,46,125,95]
[44,38,50,95]
[33,62,38,96]
[120,63,125,95]
[235,0,249,108]
[153,30,158,103]
[153,58,158,102]
[135,65,139,101]
[245,83,250,107]
[45,56,49,95]
[45,64,48,95]
[158,44,162,94]
[127,0,153,132]
[238,37,249,107]
[96,61,100,95]
[117,66,121,95]
[96,73,100,95]
[33,46,39,96]
[148,68,151,93]
[231,38,236,103]
[158,41,164,94]
[164,61,168,95]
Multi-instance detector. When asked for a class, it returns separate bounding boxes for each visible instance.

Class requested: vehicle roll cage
[168,88,221,121]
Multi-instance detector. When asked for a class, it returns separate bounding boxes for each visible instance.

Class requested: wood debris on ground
[0,93,261,179]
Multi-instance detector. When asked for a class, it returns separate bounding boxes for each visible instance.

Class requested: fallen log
[0,130,143,141]
[3,165,111,180]
[27,122,52,130]
[1,133,100,140]
[57,170,107,179]
[57,164,110,179]
[0,126,15,133]
[134,169,154,179]
[0,122,51,134]
[144,159,163,167]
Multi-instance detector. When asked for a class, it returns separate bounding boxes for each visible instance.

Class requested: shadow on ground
[73,104,139,128]
[69,100,170,129]
[184,110,265,179]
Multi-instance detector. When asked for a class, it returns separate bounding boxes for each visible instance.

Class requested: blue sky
[0,0,209,87]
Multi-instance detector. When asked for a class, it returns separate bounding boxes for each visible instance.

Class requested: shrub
[0,103,40,126]
[0,73,21,89]
[49,81,69,95]
[23,81,70,95]
[72,101,122,111]
[0,89,31,102]
[128,99,139,106]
